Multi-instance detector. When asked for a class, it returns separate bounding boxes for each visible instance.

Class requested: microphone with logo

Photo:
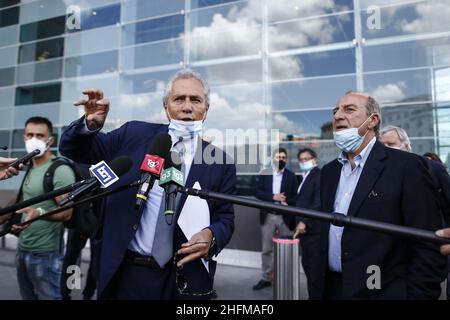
[159,151,184,225]
[58,155,133,206]
[135,133,172,210]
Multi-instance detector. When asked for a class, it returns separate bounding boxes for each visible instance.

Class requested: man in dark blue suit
[253,148,298,290]
[303,91,447,299]
[59,69,236,300]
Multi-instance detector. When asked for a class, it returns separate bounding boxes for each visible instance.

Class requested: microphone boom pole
[178,187,450,246]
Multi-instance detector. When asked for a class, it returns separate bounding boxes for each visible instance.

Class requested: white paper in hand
[177,181,210,272]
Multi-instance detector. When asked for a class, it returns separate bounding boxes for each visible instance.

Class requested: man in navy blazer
[59,69,236,300]
[303,91,447,299]
[253,148,298,290]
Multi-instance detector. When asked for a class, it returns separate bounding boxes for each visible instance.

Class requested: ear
[47,136,55,147]
[369,113,380,130]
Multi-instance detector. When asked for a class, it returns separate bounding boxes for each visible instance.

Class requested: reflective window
[0,24,18,47]
[193,60,262,86]
[191,0,240,9]
[65,25,120,57]
[270,48,356,81]
[0,108,12,129]
[13,103,61,128]
[15,83,61,106]
[0,87,13,107]
[0,0,19,9]
[69,3,121,33]
[0,67,14,87]
[120,70,175,94]
[18,38,64,63]
[363,37,450,72]
[268,0,353,23]
[12,129,24,149]
[0,6,19,28]
[279,140,339,169]
[122,0,184,22]
[364,69,431,104]
[61,74,119,104]
[17,59,62,84]
[122,14,184,46]
[64,50,118,78]
[120,39,183,70]
[269,13,354,52]
[0,130,10,150]
[0,45,17,68]
[362,0,450,40]
[271,75,357,111]
[20,15,65,42]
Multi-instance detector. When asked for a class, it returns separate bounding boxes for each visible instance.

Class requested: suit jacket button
[133,224,138,231]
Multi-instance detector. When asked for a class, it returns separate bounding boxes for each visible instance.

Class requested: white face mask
[166,109,205,141]
[333,115,373,153]
[25,137,49,157]
[299,159,315,172]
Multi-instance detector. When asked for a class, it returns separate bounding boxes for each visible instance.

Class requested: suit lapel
[298,167,318,196]
[322,160,342,212]
[347,141,386,217]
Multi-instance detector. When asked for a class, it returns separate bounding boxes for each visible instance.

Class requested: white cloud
[370,81,406,102]
[401,1,450,34]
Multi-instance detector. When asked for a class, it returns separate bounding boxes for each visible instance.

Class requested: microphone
[59,155,133,206]
[135,133,172,209]
[8,149,40,169]
[159,151,184,224]
[0,146,7,150]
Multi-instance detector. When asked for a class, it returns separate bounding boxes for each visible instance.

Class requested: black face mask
[275,160,286,170]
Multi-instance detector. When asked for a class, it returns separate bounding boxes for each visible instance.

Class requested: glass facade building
[0,0,449,196]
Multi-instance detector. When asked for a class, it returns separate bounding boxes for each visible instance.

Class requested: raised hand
[74,89,110,130]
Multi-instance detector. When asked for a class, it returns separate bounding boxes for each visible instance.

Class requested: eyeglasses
[173,245,216,297]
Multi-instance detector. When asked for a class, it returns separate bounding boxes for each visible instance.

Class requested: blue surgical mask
[333,115,373,153]
[299,160,315,172]
[167,117,203,141]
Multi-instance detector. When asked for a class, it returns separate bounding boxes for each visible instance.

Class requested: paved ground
[0,248,308,300]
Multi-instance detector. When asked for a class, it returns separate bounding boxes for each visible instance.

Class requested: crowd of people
[0,69,449,300]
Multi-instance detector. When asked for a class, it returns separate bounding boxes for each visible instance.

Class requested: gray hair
[345,91,382,137]
[163,68,210,107]
[380,125,412,152]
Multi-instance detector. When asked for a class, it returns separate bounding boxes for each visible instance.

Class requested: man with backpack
[11,117,75,300]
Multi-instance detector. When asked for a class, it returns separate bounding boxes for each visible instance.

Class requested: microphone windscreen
[164,151,182,171]
[108,156,133,177]
[148,133,172,159]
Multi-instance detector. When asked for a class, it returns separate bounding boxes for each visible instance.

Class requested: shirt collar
[338,137,376,168]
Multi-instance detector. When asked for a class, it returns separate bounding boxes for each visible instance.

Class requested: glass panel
[65,25,120,57]
[0,130,10,150]
[0,108,12,129]
[268,0,353,23]
[434,67,450,102]
[363,37,450,72]
[381,103,434,140]
[364,69,431,104]
[72,3,121,33]
[62,74,119,103]
[18,38,64,63]
[12,129,23,149]
[270,48,356,81]
[271,75,357,110]
[64,50,118,77]
[17,59,62,84]
[0,67,14,87]
[436,105,450,141]
[0,45,17,68]
[236,174,259,196]
[362,0,450,40]
[19,15,65,42]
[109,93,163,124]
[15,83,61,106]
[279,140,340,169]
[191,0,241,9]
[122,14,184,46]
[189,2,262,61]
[13,103,60,128]
[120,39,183,70]
[0,6,19,28]
[0,24,18,47]
[0,87,13,107]
[19,0,67,24]
[193,60,262,86]
[0,0,19,9]
[120,70,175,94]
[269,13,354,52]
[122,0,184,22]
